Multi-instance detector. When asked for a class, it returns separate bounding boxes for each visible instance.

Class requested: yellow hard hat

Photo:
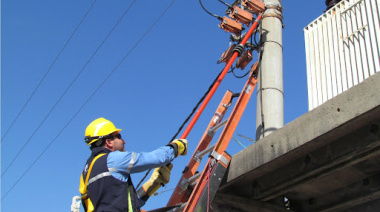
[84,117,122,145]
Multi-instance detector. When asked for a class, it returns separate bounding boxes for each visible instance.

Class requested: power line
[1,0,177,201]
[199,0,222,20]
[1,0,98,143]
[1,0,137,177]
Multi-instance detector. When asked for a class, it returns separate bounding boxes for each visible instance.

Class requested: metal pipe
[256,0,284,140]
[208,119,228,136]
[194,144,216,162]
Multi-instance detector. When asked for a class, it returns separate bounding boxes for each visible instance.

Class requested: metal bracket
[208,119,228,137]
[193,144,215,163]
[71,196,81,212]
[263,4,283,22]
[210,150,230,166]
[265,4,283,12]
[179,172,201,193]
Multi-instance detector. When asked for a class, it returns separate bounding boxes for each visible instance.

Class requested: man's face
[111,133,125,152]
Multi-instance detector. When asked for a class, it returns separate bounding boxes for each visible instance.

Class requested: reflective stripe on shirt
[126,152,136,175]
[87,172,112,186]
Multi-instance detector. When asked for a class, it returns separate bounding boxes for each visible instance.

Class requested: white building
[304,0,379,110]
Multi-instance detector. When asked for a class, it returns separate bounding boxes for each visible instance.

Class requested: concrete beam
[250,121,380,201]
[212,193,290,212]
[219,72,380,203]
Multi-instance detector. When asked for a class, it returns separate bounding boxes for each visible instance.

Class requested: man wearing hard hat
[79,117,187,212]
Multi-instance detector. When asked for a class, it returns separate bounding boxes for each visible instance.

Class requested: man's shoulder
[108,150,135,162]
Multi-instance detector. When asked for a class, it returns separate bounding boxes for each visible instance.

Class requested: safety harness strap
[84,153,107,194]
[80,151,138,212]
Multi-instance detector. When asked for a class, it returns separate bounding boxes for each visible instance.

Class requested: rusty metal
[265,4,283,12]
[236,50,253,70]
[229,5,253,26]
[242,0,265,14]
[262,13,283,21]
[219,44,237,64]
[219,16,243,35]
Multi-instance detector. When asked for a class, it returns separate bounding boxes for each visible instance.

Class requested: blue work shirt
[106,146,176,206]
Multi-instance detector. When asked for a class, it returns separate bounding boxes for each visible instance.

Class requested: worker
[79,117,188,212]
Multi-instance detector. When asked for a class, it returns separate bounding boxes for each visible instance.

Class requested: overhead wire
[1,0,178,201]
[152,187,175,196]
[1,0,138,177]
[216,0,232,7]
[231,66,252,78]
[1,0,98,143]
[232,136,247,148]
[199,0,223,20]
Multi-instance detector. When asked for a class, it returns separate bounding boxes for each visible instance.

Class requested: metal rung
[187,172,201,184]
[193,144,216,163]
[190,180,199,188]
[179,172,201,191]
[208,119,228,137]
[166,203,187,212]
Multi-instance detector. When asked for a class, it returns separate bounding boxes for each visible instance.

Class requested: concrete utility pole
[255,0,284,140]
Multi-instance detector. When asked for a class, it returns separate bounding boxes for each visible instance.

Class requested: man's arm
[108,146,175,175]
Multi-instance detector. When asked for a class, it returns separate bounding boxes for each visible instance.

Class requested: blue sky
[2,0,326,211]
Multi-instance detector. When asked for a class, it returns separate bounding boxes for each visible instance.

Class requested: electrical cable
[1,0,177,200]
[258,41,265,138]
[231,67,251,78]
[232,136,247,148]
[169,71,224,144]
[136,68,224,188]
[1,0,138,177]
[217,0,231,7]
[237,133,255,142]
[152,187,175,196]
[253,27,260,47]
[199,0,222,20]
[1,0,98,143]
[228,66,236,73]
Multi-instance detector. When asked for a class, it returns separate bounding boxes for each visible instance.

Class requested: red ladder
[171,63,260,211]
[148,3,265,210]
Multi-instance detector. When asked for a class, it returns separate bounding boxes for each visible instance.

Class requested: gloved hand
[137,164,173,201]
[168,139,188,157]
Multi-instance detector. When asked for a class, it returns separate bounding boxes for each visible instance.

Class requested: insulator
[233,44,245,56]
[219,17,243,35]
[236,50,253,70]
[229,5,253,26]
[218,44,237,64]
[242,0,265,14]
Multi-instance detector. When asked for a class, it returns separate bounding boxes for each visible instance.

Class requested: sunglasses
[84,133,122,144]
[114,134,122,139]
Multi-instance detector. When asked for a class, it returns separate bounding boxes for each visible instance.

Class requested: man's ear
[105,139,113,148]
